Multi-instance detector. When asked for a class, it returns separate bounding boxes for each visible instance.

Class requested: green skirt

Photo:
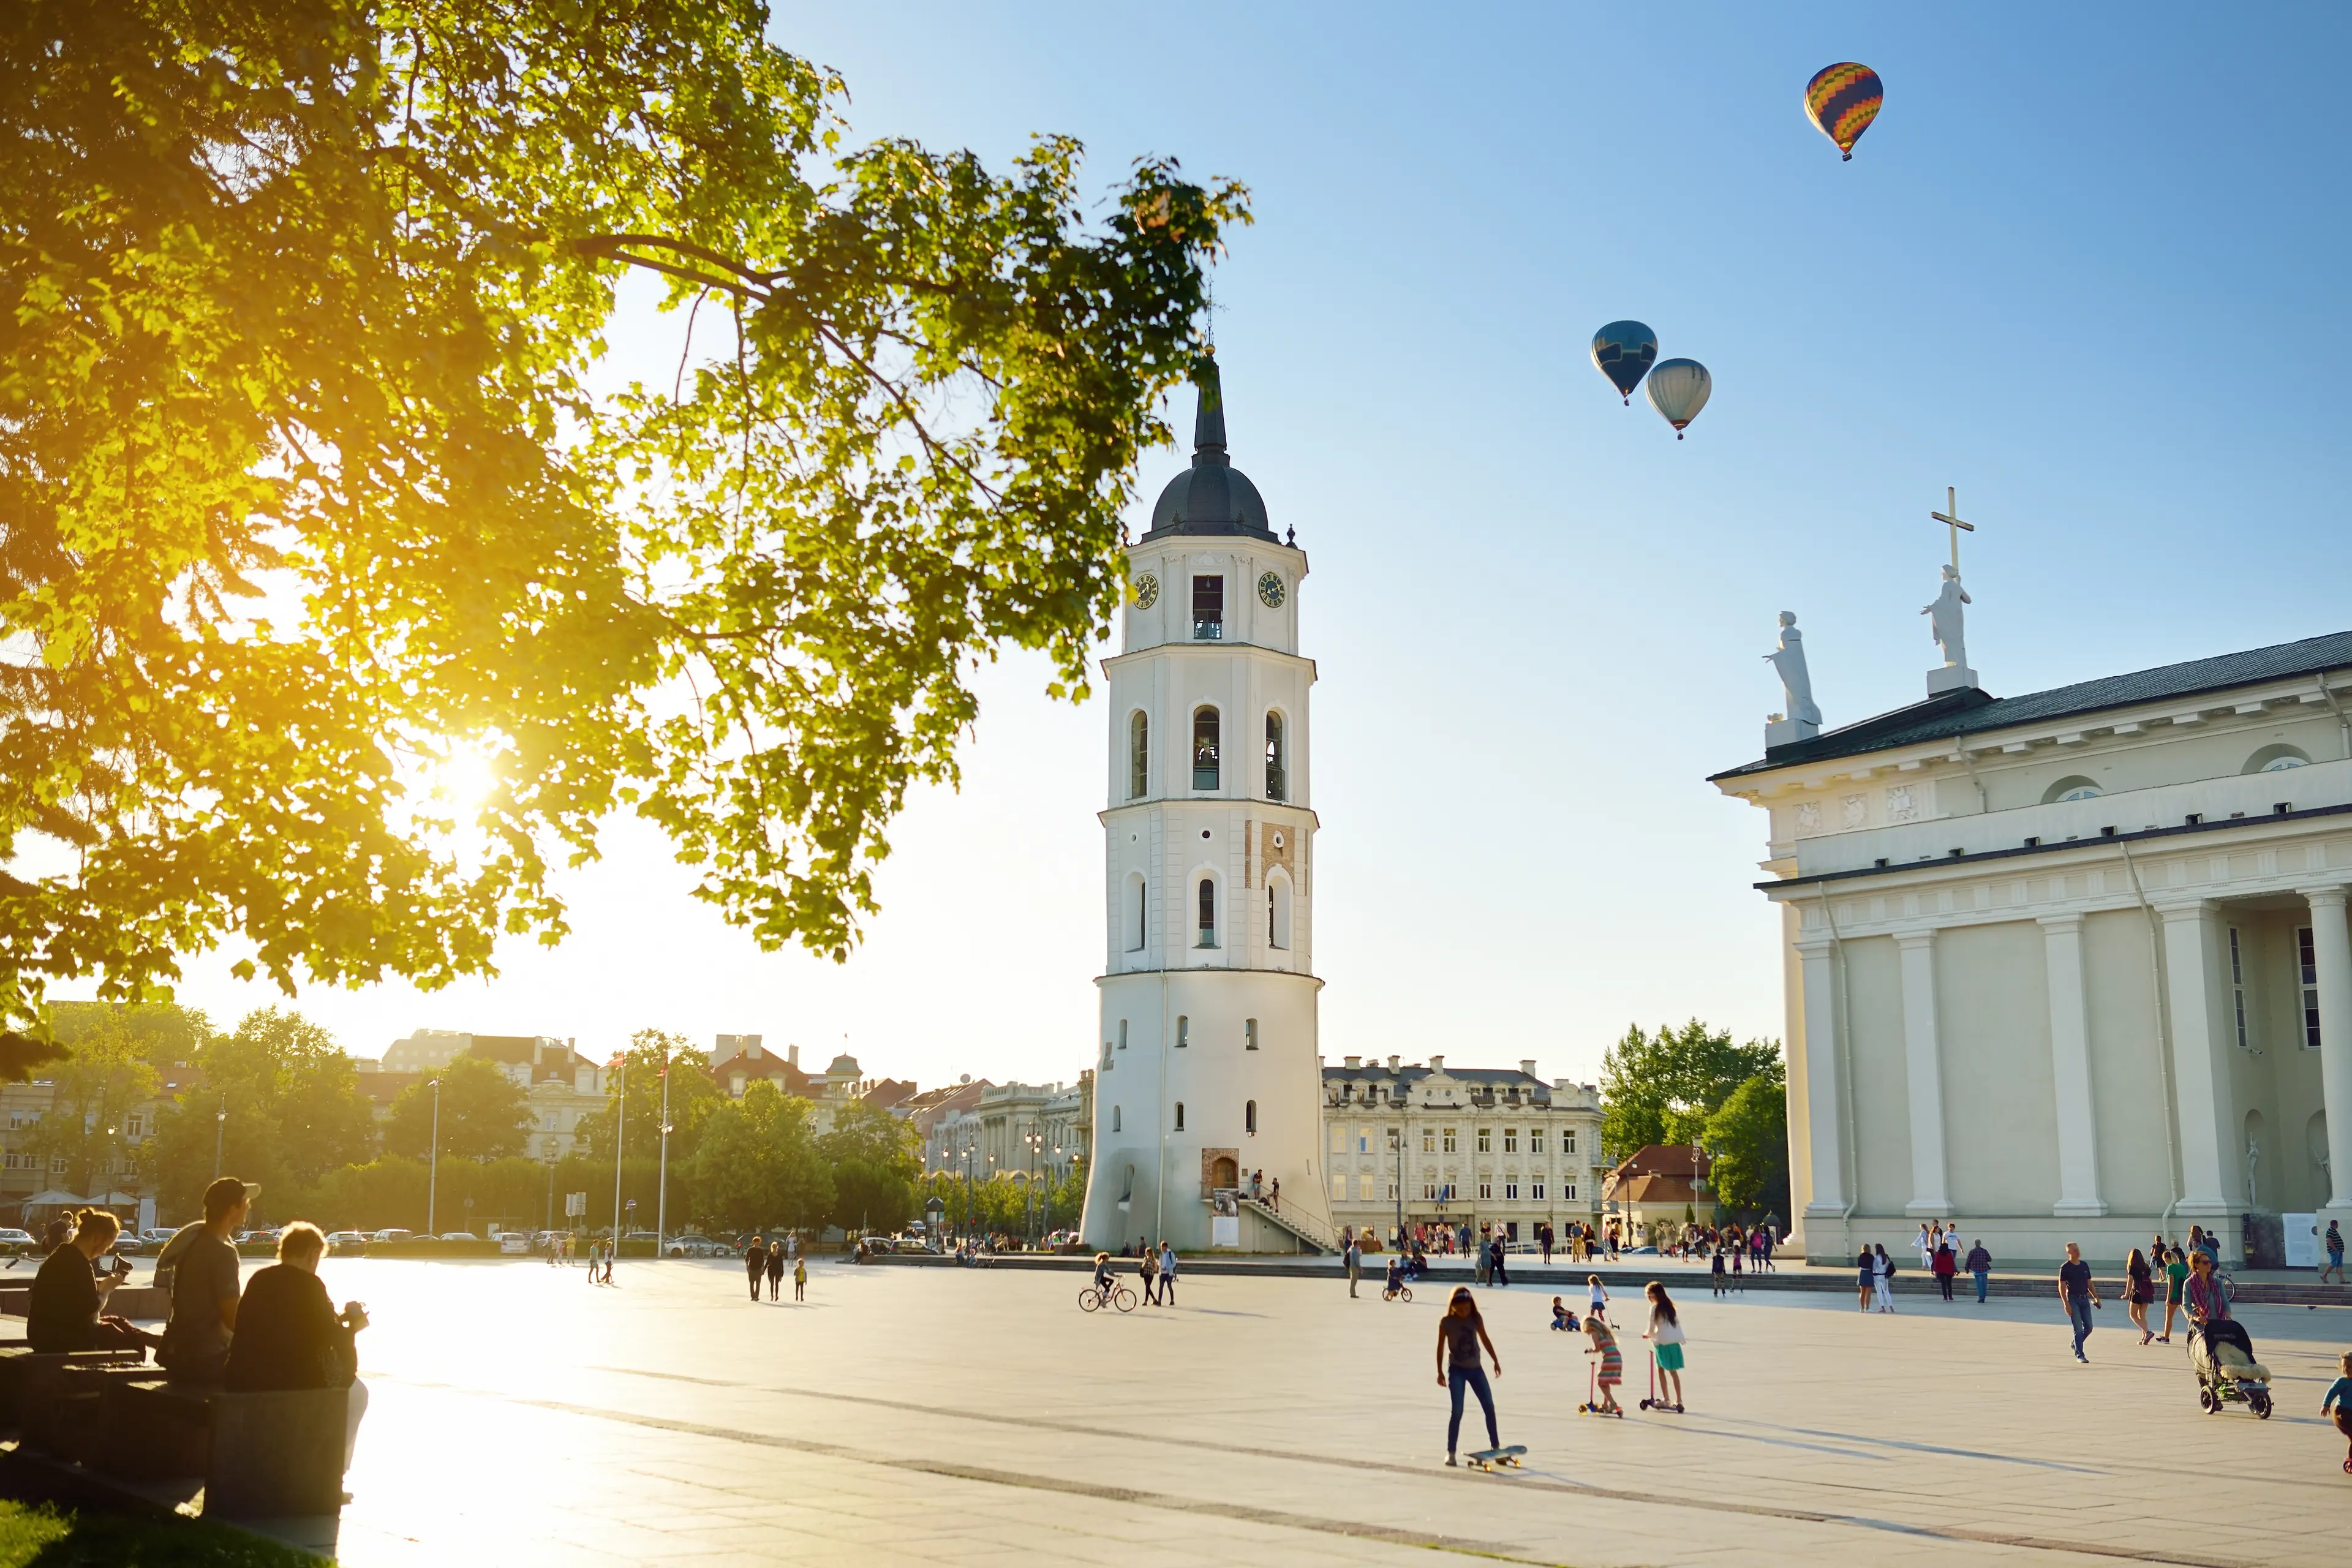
[1655,1342,1686,1372]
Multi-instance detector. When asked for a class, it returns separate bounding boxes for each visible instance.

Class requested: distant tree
[690,1082,830,1234]
[1598,1020,1781,1163]
[19,1009,157,1197]
[818,1100,921,1235]
[1704,1069,1792,1220]
[576,1031,721,1164]
[140,1006,378,1219]
[383,1055,527,1163]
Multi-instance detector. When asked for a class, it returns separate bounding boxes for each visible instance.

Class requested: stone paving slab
[211,1256,2352,1566]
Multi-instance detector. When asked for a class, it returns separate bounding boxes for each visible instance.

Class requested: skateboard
[1465,1445,1526,1471]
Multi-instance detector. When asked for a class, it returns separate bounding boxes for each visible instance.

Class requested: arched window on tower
[1129,710,1149,799]
[1123,872,1147,952]
[1265,711,1286,802]
[1245,1099,1257,1135]
[1174,1101,1186,1132]
[1193,706,1220,790]
[1112,1105,1121,1133]
[1196,876,1218,948]
[1268,869,1293,951]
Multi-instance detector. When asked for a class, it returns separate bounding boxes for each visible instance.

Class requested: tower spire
[1191,352,1228,467]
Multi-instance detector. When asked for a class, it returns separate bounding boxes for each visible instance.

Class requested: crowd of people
[22,1176,371,1483]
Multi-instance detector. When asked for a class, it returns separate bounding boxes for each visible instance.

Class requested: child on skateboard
[1435,1286,1504,1466]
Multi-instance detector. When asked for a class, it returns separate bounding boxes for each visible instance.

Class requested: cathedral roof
[1142,356,1276,541]
[1711,626,2352,780]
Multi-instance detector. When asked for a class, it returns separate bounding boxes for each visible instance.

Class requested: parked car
[497,1232,532,1255]
[0,1227,35,1254]
[623,1231,658,1243]
[436,1232,476,1242]
[326,1231,369,1256]
[140,1228,176,1245]
[371,1228,414,1243]
[665,1235,729,1258]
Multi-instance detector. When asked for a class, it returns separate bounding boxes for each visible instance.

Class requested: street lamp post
[425,1076,442,1236]
[609,1053,626,1256]
[1389,1129,1404,1249]
[212,1096,226,1180]
[655,1049,672,1257]
[1022,1127,1043,1248]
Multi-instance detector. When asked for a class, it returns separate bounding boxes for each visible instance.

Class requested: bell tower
[1080,356,1332,1253]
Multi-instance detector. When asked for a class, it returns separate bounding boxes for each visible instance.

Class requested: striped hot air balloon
[1804,62,1883,161]
[1645,359,1711,439]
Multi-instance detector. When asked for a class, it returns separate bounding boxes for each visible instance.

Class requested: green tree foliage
[1598,1020,1782,1163]
[576,1031,720,1164]
[817,1099,921,1235]
[688,1082,830,1233]
[383,1055,527,1163]
[140,1007,377,1217]
[0,1,1247,1048]
[1703,1068,1792,1221]
[918,1167,1035,1237]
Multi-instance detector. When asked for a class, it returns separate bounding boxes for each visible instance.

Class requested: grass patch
[0,1500,321,1566]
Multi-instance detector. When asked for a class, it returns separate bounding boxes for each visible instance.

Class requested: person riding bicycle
[1384,1254,1406,1296]
[1091,1251,1115,1297]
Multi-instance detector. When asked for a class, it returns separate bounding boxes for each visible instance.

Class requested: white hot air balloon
[1645,358,1711,439]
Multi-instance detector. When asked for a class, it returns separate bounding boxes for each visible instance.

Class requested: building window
[2230,927,2252,1052]
[1192,574,1224,641]
[1422,1180,1438,1200]
[1442,1128,1458,1154]
[1196,878,1218,948]
[1192,706,1221,789]
[2043,775,2101,804]
[1357,1125,1372,1155]
[1422,1128,1436,1154]
[1245,1099,1257,1135]
[1477,1128,1491,1155]
[50,1156,65,1174]
[1267,870,1294,951]
[2300,926,2323,1049]
[1265,712,1286,802]
[1355,1174,1373,1200]
[1530,1128,1545,1155]
[1176,1015,1189,1049]
[1331,1123,1347,1155]
[125,1115,143,1138]
[1505,1182,1519,1200]
[1564,1129,1577,1155]
[1478,1178,1492,1200]
[1118,1019,1128,1050]
[1124,872,1147,952]
[1503,1127,1518,1154]
[1331,1174,1346,1200]
[1385,1180,1398,1202]
[1112,1106,1121,1133]
[1532,1180,1546,1200]
[1129,711,1149,799]
[1245,1018,1259,1051]
[1566,1183,1577,1201]
[1174,1102,1185,1132]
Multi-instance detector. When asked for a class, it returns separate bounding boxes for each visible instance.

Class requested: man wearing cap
[156,1176,255,1383]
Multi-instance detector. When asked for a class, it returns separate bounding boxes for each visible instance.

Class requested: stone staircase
[1237,1196,1335,1255]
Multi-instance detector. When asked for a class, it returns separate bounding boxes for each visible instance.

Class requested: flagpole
[610,1054,626,1259]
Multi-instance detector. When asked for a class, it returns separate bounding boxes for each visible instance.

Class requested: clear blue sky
[172,5,2352,1089]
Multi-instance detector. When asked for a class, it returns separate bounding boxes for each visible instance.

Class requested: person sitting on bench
[28,1207,153,1357]
[223,1222,369,1471]
[158,1175,254,1385]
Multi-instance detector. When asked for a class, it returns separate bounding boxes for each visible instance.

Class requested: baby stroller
[2187,1321,2274,1419]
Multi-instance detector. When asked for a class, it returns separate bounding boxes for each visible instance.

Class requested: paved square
[295,1256,2350,1567]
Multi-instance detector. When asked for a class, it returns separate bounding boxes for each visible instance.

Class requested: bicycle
[1381,1282,1412,1303]
[1079,1283,1137,1313]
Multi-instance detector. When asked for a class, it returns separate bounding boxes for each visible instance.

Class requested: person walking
[2125,1246,2154,1344]
[2324,1221,2346,1286]
[2322,1351,2352,1469]
[744,1238,765,1301]
[2058,1241,2100,1362]
[1856,1247,1875,1311]
[1932,1238,1957,1302]
[1913,1223,1934,1273]
[2184,1248,2230,1327]
[792,1254,807,1302]
[1140,1245,1161,1306]
[1490,1233,1510,1289]
[1586,1273,1609,1323]
[1434,1286,1503,1466]
[2157,1246,2189,1341]
[1540,1223,1554,1265]
[1642,1281,1686,1410]
[1710,1245,1727,1298]
[765,1239,785,1302]
[1874,1243,1898,1313]
[1346,1235,1363,1298]
[1965,1238,1992,1304]
[1269,1177,1280,1213]
[1158,1240,1177,1305]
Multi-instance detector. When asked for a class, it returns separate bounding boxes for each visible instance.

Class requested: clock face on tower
[1257,571,1285,608]
[1131,573,1159,609]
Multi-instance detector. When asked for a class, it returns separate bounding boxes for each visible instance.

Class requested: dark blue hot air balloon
[1590,321,1659,404]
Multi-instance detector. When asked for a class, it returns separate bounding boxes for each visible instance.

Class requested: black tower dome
[1143,355,1273,540]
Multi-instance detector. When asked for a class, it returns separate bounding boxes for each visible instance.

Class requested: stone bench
[40,1362,162,1463]
[97,1379,216,1480]
[203,1388,352,1518]
[0,1345,145,1432]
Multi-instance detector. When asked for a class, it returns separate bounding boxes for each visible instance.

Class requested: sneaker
[1444,1455,1458,1467]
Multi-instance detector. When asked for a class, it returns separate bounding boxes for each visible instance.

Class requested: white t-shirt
[1649,1307,1686,1345]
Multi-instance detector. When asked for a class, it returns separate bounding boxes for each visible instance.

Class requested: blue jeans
[1973,1268,1989,1302]
[2068,1295,2094,1358]
[1447,1363,1498,1454]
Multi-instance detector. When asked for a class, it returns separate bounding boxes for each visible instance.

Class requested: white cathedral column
[2039,913,2107,1216]
[1795,937,1848,1216]
[2158,899,2233,1215]
[2296,886,2352,1214]
[1893,931,1953,1217]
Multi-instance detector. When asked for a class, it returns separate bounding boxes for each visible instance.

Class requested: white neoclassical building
[1079,358,1335,1254]
[1716,625,2352,1265]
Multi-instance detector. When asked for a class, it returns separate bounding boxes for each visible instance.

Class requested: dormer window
[1192,575,1224,641]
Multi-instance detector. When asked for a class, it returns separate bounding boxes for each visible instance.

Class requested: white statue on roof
[1923,564,1971,671]
[1764,611,1822,747]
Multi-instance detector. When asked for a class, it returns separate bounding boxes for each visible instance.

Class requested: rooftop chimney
[1520,1058,1537,1076]
[1387,1054,1400,1070]
[1343,1055,1361,1069]
[789,1044,800,1069]
[1427,1054,1444,1072]
[747,1041,761,1061]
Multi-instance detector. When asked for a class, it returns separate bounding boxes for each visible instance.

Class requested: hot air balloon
[1804,62,1883,161]
[1590,321,1658,404]
[1645,358,1711,439]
